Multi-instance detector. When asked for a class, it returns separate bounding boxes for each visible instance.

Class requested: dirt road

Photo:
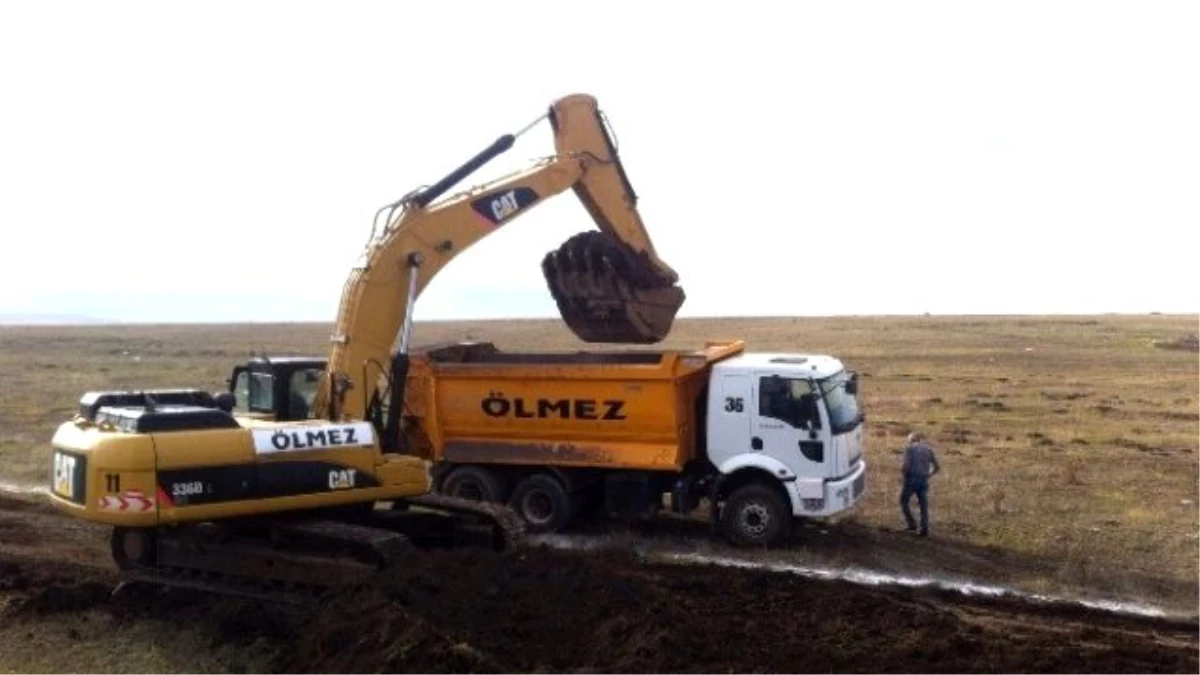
[1,493,1196,673]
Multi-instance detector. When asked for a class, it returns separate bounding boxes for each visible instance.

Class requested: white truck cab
[705,353,867,544]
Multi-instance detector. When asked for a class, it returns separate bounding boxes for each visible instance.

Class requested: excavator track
[543,230,686,344]
[110,498,525,604]
[403,492,527,550]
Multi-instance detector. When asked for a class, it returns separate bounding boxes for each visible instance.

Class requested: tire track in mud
[655,550,1174,619]
[526,520,1193,622]
[6,482,1177,623]
[1,489,1196,673]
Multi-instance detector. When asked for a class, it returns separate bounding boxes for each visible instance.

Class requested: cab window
[287,368,321,419]
[232,371,251,414]
[248,372,274,413]
[758,376,822,430]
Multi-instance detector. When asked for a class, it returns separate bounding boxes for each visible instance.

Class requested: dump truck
[405,338,868,545]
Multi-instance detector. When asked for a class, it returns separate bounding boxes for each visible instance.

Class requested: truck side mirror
[846,373,858,395]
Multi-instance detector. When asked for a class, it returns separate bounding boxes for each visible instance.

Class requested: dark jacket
[902,442,939,483]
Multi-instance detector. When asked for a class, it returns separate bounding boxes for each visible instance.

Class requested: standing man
[900,431,940,536]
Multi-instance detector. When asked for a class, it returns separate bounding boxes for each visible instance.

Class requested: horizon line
[2,310,1196,328]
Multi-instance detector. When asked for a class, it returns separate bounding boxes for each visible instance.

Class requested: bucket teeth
[542,231,685,343]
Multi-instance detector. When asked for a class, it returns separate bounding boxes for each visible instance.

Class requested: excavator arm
[540,96,684,343]
[312,93,685,430]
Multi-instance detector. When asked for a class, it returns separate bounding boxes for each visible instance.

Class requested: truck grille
[852,472,865,498]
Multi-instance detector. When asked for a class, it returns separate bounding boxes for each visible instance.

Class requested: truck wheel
[721,483,792,547]
[440,466,509,503]
[508,474,571,533]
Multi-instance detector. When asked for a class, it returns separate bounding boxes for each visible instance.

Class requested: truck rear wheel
[508,473,572,534]
[440,466,509,503]
[720,483,791,547]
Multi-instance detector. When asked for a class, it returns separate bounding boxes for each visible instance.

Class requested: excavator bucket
[542,231,686,343]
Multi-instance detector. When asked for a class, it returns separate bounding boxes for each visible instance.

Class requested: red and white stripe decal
[98,489,155,512]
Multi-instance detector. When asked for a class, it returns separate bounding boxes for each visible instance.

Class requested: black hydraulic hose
[410,134,516,208]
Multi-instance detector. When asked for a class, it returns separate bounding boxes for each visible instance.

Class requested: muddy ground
[0,494,1196,673]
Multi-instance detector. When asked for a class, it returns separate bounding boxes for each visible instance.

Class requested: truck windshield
[817,371,861,433]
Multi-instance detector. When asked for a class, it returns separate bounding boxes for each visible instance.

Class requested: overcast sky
[1,1,1195,324]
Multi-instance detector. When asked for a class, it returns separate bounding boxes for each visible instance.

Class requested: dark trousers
[900,477,929,533]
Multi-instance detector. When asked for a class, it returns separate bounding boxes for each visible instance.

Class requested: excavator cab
[226,357,328,422]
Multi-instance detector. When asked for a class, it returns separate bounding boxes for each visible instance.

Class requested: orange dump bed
[403,340,745,472]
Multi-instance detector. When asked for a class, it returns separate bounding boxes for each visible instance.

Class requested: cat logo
[490,190,521,222]
[53,452,78,500]
[328,468,357,490]
[470,186,539,225]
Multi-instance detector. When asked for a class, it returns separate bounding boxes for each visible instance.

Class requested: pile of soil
[275,546,1197,674]
[3,530,1196,673]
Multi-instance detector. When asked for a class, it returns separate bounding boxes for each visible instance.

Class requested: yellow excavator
[45,93,686,600]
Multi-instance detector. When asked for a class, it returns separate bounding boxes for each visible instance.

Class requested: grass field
[2,314,1196,612]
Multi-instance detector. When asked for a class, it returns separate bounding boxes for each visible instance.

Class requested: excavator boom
[317,93,685,425]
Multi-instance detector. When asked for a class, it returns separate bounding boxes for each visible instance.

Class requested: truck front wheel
[720,483,792,547]
[509,473,572,534]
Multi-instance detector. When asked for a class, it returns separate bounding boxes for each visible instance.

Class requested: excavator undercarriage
[111,495,525,604]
